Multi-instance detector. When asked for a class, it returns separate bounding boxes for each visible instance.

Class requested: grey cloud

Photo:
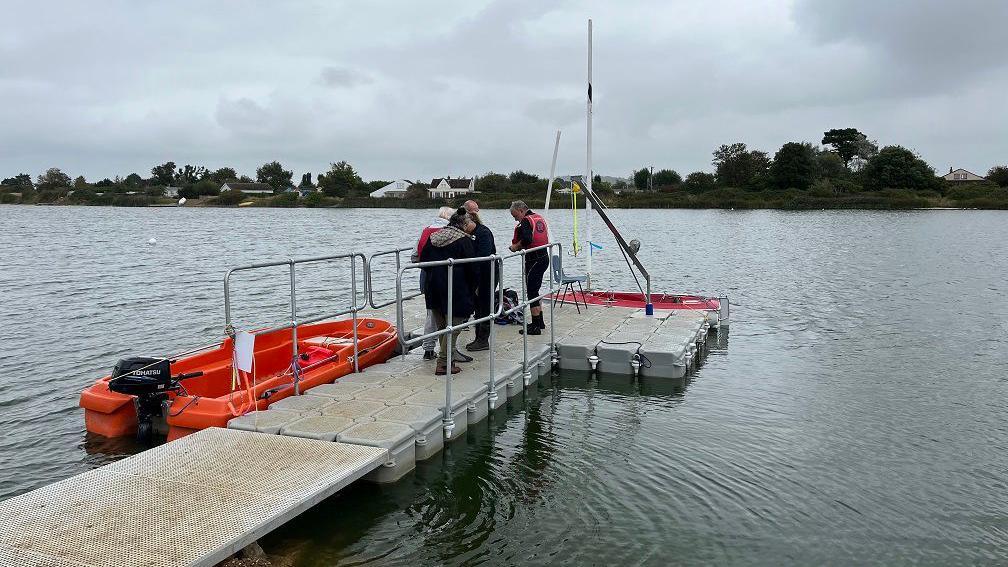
[1,0,1006,182]
[793,0,1008,84]
[318,66,373,88]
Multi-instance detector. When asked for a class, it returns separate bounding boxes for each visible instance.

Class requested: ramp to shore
[0,427,386,567]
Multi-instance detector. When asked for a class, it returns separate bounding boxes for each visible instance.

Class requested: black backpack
[495,288,524,325]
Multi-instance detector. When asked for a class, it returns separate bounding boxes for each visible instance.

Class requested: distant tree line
[3,127,1007,209]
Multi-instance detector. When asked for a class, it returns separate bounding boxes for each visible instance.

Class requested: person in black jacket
[419,210,478,375]
[463,199,497,351]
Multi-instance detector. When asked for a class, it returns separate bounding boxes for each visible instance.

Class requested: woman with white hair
[414,206,455,359]
[419,209,479,375]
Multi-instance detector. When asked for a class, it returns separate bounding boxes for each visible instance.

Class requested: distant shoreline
[2,197,1003,212]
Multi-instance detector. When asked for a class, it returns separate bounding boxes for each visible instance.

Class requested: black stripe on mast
[588,83,592,102]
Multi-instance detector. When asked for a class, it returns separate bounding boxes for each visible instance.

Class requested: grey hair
[437,206,454,220]
[510,200,529,212]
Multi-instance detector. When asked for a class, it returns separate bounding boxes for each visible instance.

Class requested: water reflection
[258,363,703,566]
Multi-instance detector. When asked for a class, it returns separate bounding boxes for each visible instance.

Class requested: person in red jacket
[414,206,454,359]
[508,200,550,335]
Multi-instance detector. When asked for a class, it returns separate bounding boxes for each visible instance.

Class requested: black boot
[466,322,490,351]
[519,314,544,335]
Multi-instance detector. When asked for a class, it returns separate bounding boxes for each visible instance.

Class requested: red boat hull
[80,318,398,440]
[555,290,721,311]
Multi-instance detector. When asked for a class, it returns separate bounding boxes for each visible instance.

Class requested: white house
[370,179,413,198]
[220,182,275,195]
[428,177,474,199]
[164,186,180,198]
[941,168,985,182]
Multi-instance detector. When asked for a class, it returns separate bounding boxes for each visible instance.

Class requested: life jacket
[511,212,549,249]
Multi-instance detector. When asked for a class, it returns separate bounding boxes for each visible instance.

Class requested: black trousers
[473,268,497,340]
[525,253,549,308]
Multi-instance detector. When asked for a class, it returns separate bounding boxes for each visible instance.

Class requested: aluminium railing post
[224,270,235,337]
[289,259,300,395]
[520,251,530,388]
[487,255,497,410]
[444,259,455,439]
[549,243,557,366]
[396,250,406,361]
[351,255,360,373]
[395,267,406,350]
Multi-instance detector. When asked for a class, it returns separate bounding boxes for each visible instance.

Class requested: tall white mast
[543,129,561,243]
[585,18,593,289]
[544,130,561,216]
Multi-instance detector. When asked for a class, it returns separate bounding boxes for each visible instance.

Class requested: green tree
[256,161,293,193]
[95,178,114,188]
[124,173,145,187]
[712,143,770,188]
[822,128,878,168]
[816,151,847,180]
[682,172,717,193]
[363,179,388,193]
[73,175,89,190]
[36,167,72,190]
[986,165,1008,187]
[303,191,330,208]
[175,164,207,185]
[207,167,238,185]
[508,170,539,184]
[298,172,316,189]
[405,183,429,200]
[770,142,818,190]
[861,146,941,192]
[151,161,176,185]
[317,161,359,197]
[2,173,33,189]
[633,167,651,190]
[653,168,682,188]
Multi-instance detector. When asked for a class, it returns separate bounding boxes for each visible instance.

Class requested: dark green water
[1,206,1006,565]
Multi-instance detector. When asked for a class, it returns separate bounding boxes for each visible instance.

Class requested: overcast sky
[2,0,1005,183]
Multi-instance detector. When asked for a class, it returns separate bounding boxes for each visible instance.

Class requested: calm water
[1,205,1006,565]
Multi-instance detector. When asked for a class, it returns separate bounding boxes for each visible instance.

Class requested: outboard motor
[108,357,201,442]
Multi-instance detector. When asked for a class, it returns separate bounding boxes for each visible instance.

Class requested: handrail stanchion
[289,259,300,395]
[224,269,235,336]
[487,255,498,409]
[520,251,530,388]
[549,243,557,365]
[369,247,421,310]
[395,268,406,351]
[351,255,360,373]
[444,259,455,438]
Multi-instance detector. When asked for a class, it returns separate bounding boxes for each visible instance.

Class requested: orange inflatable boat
[80,318,398,441]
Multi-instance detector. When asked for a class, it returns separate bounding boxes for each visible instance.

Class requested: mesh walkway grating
[0,427,386,567]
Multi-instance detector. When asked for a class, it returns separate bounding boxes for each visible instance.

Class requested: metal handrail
[367,246,422,309]
[395,242,561,438]
[223,252,369,395]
